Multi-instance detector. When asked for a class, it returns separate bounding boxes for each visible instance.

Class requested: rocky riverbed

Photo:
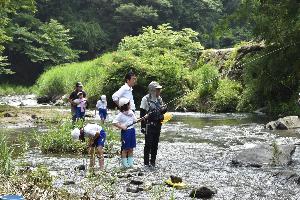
[2,96,300,199]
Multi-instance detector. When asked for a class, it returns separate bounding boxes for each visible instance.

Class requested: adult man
[112,71,137,111]
[140,81,167,167]
[69,82,87,121]
[71,123,106,170]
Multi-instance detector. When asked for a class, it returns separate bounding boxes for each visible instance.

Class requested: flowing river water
[1,99,300,199]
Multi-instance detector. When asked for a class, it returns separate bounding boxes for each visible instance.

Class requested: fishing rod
[125,42,297,128]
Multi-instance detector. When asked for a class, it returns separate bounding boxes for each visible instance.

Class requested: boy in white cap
[113,97,144,168]
[95,95,108,124]
[71,123,106,170]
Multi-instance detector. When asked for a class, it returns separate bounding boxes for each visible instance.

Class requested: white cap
[101,95,106,101]
[71,128,80,140]
[119,97,130,107]
[148,81,162,90]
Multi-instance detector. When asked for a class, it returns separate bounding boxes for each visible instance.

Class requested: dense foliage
[1,0,244,83]
[234,0,300,115]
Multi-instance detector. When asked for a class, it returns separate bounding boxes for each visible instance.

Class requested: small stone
[170,175,182,183]
[190,187,216,199]
[31,114,37,119]
[74,164,86,171]
[3,112,14,117]
[126,186,139,193]
[143,182,152,191]
[137,172,144,176]
[63,180,75,185]
[130,179,143,185]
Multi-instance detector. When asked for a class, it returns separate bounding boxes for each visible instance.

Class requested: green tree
[0,0,36,74]
[8,19,80,66]
[235,0,300,115]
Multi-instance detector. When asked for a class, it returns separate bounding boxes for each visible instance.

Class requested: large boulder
[231,144,296,167]
[266,116,300,130]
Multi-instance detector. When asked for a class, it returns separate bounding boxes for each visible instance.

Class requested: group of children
[71,95,143,170]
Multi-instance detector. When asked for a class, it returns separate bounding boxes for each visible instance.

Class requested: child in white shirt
[112,97,138,168]
[95,95,107,124]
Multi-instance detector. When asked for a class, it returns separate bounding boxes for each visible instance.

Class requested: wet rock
[54,99,65,106]
[232,144,295,167]
[74,164,86,171]
[3,112,14,117]
[63,180,75,185]
[190,187,216,199]
[130,179,143,185]
[266,116,300,130]
[31,114,38,119]
[137,172,144,176]
[126,185,144,193]
[37,96,51,104]
[170,175,182,183]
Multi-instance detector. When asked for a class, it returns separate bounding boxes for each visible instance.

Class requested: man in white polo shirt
[112,70,137,111]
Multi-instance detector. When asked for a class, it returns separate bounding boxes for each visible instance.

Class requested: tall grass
[36,55,108,104]
[0,134,13,175]
[35,119,120,155]
[0,84,33,96]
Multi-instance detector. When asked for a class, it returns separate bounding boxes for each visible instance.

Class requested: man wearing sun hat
[69,82,87,122]
[71,123,106,171]
[140,81,167,168]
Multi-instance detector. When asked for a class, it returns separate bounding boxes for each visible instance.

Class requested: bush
[213,78,242,112]
[36,119,121,155]
[180,63,219,111]
[101,50,189,109]
[36,120,86,154]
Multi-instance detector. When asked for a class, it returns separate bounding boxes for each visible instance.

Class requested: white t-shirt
[112,83,136,110]
[96,100,107,109]
[83,124,102,137]
[113,110,137,129]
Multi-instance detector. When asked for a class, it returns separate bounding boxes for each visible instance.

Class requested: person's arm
[112,113,127,130]
[69,92,76,106]
[140,97,148,133]
[112,86,125,106]
[113,122,127,130]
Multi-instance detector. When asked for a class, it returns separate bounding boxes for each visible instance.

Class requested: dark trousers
[144,124,161,165]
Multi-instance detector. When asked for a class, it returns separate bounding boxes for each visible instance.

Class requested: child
[73,92,87,121]
[112,97,138,168]
[71,123,106,170]
[95,95,108,124]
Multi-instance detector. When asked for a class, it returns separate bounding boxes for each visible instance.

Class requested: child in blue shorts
[113,97,138,168]
[71,123,106,170]
[95,95,107,124]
